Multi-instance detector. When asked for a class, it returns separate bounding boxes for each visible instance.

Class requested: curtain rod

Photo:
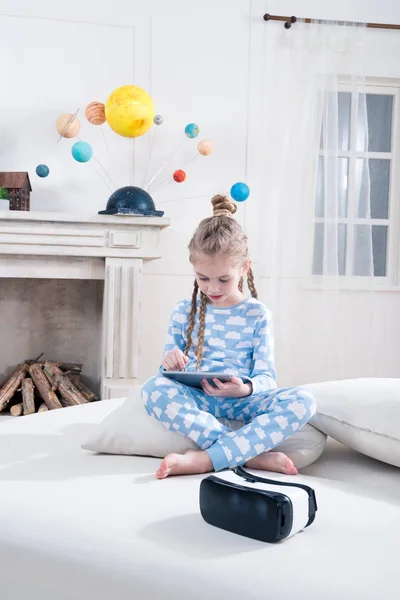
[263,13,400,31]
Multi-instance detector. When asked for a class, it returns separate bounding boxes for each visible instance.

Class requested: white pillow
[306,378,400,468]
[82,386,326,470]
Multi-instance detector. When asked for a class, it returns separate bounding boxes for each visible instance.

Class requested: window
[312,81,399,285]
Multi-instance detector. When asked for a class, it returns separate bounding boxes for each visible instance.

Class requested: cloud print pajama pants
[141,375,316,471]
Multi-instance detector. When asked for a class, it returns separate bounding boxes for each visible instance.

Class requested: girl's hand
[201,376,252,398]
[162,349,189,371]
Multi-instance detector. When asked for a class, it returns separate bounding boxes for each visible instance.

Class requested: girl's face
[193,253,250,307]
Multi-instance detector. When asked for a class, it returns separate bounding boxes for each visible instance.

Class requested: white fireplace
[0,211,169,399]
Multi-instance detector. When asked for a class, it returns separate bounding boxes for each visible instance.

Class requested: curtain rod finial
[285,16,297,28]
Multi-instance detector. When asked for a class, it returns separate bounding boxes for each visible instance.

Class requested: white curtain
[256,21,383,386]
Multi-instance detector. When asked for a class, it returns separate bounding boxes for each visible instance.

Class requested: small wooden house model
[0,172,32,211]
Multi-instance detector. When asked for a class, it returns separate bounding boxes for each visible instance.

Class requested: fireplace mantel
[0,210,170,398]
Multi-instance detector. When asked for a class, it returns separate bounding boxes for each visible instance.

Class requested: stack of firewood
[0,357,98,416]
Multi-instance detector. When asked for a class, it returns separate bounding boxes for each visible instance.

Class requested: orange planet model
[85,101,106,125]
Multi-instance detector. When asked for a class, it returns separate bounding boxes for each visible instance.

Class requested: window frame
[311,77,400,290]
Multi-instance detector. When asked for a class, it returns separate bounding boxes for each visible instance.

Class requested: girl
[141,194,316,479]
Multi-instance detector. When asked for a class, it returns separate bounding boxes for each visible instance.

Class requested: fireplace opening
[0,278,103,414]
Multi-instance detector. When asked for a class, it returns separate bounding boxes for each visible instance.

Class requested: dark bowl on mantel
[98,186,164,216]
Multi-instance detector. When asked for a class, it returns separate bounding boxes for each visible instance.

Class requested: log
[28,363,62,410]
[67,373,80,386]
[0,364,27,412]
[10,403,23,417]
[58,362,83,374]
[66,374,97,402]
[43,363,88,406]
[38,402,49,413]
[25,360,82,373]
[22,377,35,415]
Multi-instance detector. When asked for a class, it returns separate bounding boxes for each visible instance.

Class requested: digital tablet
[162,370,252,390]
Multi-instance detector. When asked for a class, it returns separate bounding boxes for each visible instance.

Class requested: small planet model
[185,123,200,138]
[72,141,93,163]
[230,182,250,202]
[36,164,49,178]
[154,114,164,125]
[56,113,80,138]
[197,139,213,156]
[85,101,106,125]
[105,85,155,138]
[173,169,186,183]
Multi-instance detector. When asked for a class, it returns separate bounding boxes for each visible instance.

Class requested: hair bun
[211,194,237,217]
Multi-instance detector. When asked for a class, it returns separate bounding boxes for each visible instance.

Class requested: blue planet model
[72,141,93,163]
[36,164,49,178]
[184,123,200,138]
[230,182,250,202]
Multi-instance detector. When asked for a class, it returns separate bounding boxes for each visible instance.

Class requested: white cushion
[306,378,400,468]
[82,386,326,470]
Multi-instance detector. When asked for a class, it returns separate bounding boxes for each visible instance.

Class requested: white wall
[0,0,399,387]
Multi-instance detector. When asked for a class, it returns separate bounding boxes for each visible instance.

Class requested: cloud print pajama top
[141,297,316,471]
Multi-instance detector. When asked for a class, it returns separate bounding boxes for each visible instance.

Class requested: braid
[184,280,198,356]
[247,267,258,299]
[195,292,208,369]
[238,276,244,293]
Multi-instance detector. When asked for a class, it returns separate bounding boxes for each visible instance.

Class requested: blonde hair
[185,194,258,369]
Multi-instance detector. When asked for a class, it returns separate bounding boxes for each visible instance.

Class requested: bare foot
[156,450,213,479]
[245,452,298,475]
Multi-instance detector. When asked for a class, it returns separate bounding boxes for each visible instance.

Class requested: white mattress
[0,399,399,600]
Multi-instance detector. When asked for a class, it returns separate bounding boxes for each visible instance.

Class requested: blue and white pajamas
[142,297,316,472]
